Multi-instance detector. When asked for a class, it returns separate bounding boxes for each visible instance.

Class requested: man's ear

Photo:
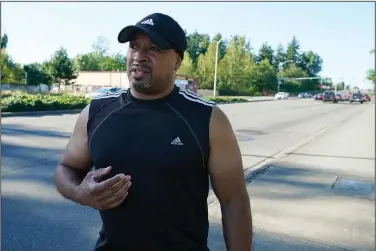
[175,55,182,71]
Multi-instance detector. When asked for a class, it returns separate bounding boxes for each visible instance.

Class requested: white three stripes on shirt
[178,89,215,107]
[92,87,216,107]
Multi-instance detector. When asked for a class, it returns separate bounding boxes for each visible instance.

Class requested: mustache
[130,63,152,72]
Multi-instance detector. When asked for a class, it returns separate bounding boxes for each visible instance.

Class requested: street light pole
[213,39,222,97]
[277,60,292,93]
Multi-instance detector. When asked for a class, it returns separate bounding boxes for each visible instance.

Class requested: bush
[1,94,91,112]
[1,93,248,113]
[205,96,248,103]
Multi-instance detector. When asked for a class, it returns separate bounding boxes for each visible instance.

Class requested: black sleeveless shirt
[87,86,215,251]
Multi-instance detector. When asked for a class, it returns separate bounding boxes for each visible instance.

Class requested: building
[70,71,198,94]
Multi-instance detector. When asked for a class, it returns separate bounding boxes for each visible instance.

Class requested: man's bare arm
[208,106,253,250]
[54,104,94,204]
[54,105,132,209]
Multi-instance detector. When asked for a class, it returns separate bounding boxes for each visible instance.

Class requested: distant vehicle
[298,92,312,98]
[362,94,371,102]
[335,93,343,101]
[342,94,350,101]
[314,93,323,100]
[275,92,289,100]
[322,91,338,103]
[349,93,363,104]
[85,87,123,98]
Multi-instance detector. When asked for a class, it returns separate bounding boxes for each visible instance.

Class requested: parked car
[349,93,364,104]
[298,92,312,98]
[342,94,350,101]
[362,94,371,102]
[275,92,289,100]
[314,93,323,100]
[335,93,343,102]
[322,91,338,103]
[85,87,123,98]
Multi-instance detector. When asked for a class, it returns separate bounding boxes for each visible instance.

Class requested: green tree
[212,33,227,59]
[367,49,375,88]
[273,44,286,73]
[256,42,274,66]
[186,31,210,68]
[100,53,127,71]
[286,35,301,65]
[1,33,8,49]
[366,69,375,84]
[73,37,126,72]
[196,39,218,89]
[217,35,254,95]
[23,63,53,86]
[279,64,309,92]
[73,52,101,71]
[1,49,24,84]
[299,51,323,77]
[177,51,195,76]
[49,47,77,89]
[250,59,278,93]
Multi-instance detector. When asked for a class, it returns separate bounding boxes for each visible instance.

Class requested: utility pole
[213,39,222,97]
[277,60,293,93]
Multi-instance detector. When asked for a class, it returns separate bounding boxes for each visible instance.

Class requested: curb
[207,108,361,205]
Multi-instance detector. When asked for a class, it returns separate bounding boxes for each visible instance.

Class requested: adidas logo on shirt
[171,137,183,146]
[141,19,154,26]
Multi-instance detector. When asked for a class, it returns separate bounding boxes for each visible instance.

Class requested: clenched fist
[77,166,132,210]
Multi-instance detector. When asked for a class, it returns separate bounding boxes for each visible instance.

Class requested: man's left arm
[208,106,253,250]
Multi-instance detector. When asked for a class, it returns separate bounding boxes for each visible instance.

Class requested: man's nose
[133,49,149,63]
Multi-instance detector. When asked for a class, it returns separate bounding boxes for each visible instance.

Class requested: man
[54,13,252,251]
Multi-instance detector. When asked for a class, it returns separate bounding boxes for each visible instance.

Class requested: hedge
[1,94,91,112]
[206,96,248,103]
[1,94,248,113]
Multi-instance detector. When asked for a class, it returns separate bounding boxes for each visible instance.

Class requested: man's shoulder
[175,88,216,109]
[90,89,128,102]
[88,89,128,117]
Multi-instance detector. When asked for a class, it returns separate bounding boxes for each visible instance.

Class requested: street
[2,99,375,251]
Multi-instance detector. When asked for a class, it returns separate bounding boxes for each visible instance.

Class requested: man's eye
[150,46,161,51]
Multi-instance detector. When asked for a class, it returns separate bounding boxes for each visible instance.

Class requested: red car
[362,94,371,102]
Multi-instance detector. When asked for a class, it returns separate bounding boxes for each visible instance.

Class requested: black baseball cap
[118,13,187,59]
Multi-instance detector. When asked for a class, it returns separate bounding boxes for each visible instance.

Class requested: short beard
[128,71,153,93]
[132,78,152,90]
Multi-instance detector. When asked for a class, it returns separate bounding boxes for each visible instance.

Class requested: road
[2,98,374,251]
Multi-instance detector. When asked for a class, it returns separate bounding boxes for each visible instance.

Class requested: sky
[2,2,375,89]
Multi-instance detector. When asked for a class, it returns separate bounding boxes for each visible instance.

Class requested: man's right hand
[77,166,132,210]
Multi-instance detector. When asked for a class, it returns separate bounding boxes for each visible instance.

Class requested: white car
[275,92,289,100]
[85,87,123,98]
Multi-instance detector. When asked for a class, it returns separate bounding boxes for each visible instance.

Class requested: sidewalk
[207,105,375,251]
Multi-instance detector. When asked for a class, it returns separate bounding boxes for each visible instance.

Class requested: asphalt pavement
[2,98,374,251]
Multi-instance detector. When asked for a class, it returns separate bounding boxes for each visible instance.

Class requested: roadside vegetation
[1,91,248,113]
[2,32,371,113]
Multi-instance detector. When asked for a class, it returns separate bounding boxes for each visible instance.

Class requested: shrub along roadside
[1,94,91,112]
[206,96,248,103]
[1,94,249,113]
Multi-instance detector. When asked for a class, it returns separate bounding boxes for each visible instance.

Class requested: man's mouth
[131,65,151,73]
[131,66,151,78]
